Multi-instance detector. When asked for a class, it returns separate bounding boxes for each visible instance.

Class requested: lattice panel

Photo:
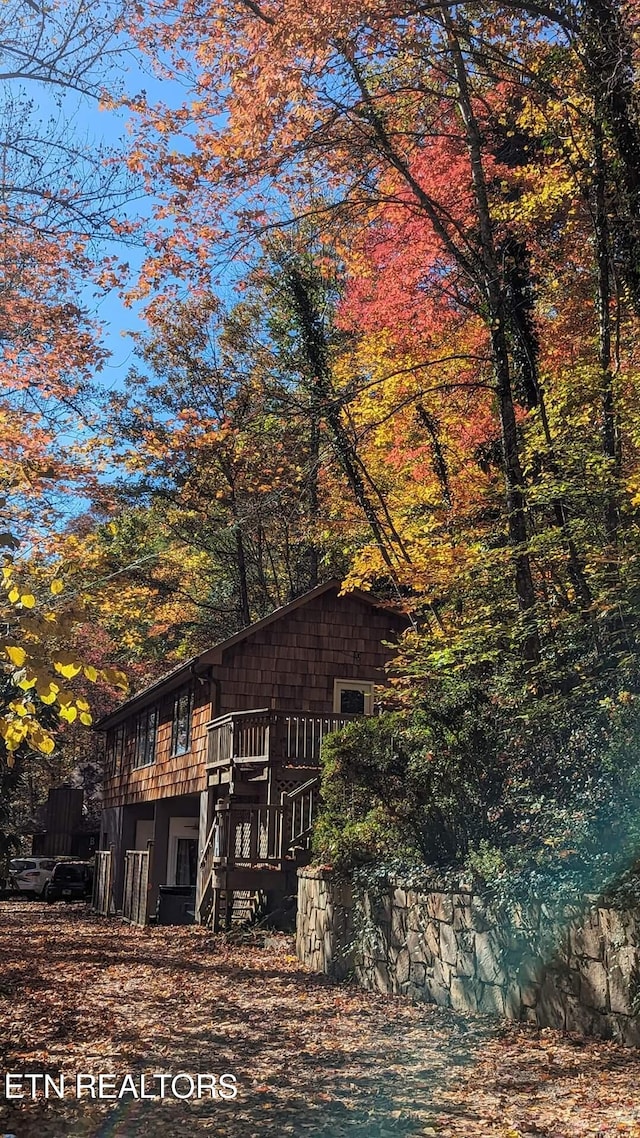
[276,777,307,798]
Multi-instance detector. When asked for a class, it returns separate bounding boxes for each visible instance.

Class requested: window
[333,679,375,715]
[171,687,194,756]
[105,723,125,776]
[133,706,158,768]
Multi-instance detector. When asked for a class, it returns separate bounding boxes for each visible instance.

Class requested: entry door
[167,817,199,886]
[175,838,197,886]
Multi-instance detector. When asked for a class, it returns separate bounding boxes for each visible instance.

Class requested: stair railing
[282,776,320,852]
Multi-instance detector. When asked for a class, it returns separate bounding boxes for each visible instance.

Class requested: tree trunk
[593,119,620,543]
[444,13,538,636]
[582,0,640,311]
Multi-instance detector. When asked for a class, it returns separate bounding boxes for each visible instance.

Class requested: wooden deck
[206,708,355,781]
[200,710,347,928]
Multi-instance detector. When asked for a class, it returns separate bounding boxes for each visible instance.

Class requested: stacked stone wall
[296,868,640,1044]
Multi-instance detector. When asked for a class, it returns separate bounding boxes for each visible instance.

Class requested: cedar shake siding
[99,581,407,810]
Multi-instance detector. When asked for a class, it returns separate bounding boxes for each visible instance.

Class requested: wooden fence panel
[92,850,114,916]
[122,849,150,926]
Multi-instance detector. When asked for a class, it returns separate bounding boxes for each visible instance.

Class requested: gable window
[333,680,375,716]
[171,687,194,756]
[133,706,158,768]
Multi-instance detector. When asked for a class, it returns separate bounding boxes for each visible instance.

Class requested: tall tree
[0,0,132,769]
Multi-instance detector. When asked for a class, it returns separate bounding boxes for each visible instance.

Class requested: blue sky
[36,49,192,394]
[78,68,170,391]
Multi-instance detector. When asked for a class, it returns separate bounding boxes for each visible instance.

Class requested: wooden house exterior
[95,580,407,930]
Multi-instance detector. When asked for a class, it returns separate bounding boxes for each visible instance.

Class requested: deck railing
[210,802,284,867]
[206,709,355,771]
[201,779,321,875]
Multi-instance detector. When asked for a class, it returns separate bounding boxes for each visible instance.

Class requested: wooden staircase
[197,777,320,931]
[212,889,266,930]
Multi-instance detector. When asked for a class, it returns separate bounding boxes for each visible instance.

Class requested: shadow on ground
[2,901,640,1137]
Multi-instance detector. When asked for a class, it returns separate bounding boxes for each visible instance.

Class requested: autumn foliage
[8,0,640,881]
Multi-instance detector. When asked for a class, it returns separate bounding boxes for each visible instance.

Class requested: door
[167,817,200,885]
[175,838,198,886]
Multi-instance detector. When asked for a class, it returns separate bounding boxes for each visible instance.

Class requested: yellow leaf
[31,731,55,755]
[4,720,27,747]
[79,712,93,726]
[83,664,98,682]
[50,579,64,595]
[58,705,77,723]
[9,701,29,717]
[7,587,19,603]
[20,594,36,609]
[17,676,37,691]
[34,672,58,694]
[103,667,129,691]
[4,645,26,667]
[54,660,82,680]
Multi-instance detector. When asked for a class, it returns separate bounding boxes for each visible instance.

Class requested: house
[31,787,99,860]
[94,579,407,930]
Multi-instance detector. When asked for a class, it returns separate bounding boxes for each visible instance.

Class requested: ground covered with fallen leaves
[2,903,640,1136]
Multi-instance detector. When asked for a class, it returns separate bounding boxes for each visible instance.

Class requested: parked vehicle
[44,861,93,903]
[8,857,58,897]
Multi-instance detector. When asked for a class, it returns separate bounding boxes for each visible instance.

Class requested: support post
[148,799,171,917]
[196,788,216,924]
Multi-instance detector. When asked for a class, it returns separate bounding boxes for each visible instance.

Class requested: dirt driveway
[2,901,640,1137]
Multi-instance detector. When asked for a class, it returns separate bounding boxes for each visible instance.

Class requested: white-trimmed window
[333,679,375,715]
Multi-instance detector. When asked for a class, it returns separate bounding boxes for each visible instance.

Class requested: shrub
[314,681,640,910]
[314,696,503,869]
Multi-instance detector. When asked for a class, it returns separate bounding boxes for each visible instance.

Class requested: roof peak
[95,578,403,730]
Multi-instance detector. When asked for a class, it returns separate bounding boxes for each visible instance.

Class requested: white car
[8,857,58,897]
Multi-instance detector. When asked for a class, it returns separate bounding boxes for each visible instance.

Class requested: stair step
[207,887,264,931]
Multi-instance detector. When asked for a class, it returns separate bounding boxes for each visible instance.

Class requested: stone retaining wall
[296,867,640,1045]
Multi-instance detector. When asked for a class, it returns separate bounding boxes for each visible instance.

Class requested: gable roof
[95,578,406,731]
